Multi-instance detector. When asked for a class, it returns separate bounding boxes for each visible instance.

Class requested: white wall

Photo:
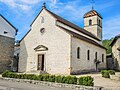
[19,9,71,75]
[71,36,106,74]
[0,16,16,38]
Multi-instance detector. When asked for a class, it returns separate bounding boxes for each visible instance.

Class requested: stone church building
[0,14,17,73]
[18,5,106,75]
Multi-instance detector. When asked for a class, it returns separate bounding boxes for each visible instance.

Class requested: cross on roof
[42,2,46,8]
[91,0,95,10]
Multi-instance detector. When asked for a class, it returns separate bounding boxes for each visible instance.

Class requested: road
[0,79,73,90]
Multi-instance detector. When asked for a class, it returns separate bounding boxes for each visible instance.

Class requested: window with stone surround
[102,54,104,62]
[89,19,92,25]
[87,50,90,60]
[77,47,80,59]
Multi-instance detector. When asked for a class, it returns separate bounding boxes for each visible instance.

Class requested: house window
[87,50,90,60]
[41,16,44,23]
[102,54,104,62]
[95,52,97,60]
[77,47,80,59]
[89,20,92,25]
[4,31,8,34]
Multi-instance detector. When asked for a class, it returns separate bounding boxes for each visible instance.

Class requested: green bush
[109,70,115,75]
[2,70,9,77]
[101,70,110,78]
[42,74,49,81]
[2,71,94,86]
[55,75,63,83]
[64,76,77,84]
[78,76,94,86]
[48,75,55,82]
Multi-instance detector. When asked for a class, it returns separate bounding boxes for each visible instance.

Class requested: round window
[40,28,45,33]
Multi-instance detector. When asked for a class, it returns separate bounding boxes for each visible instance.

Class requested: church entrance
[37,54,44,71]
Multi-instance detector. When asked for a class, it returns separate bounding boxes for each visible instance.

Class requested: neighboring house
[110,34,120,70]
[0,14,17,73]
[18,5,106,75]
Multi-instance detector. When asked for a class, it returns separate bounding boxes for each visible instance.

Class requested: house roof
[84,10,102,19]
[59,26,106,50]
[110,34,120,46]
[0,14,18,32]
[46,9,101,41]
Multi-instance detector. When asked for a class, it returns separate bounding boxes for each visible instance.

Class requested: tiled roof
[110,34,120,46]
[46,9,101,41]
[59,26,106,50]
[84,10,102,19]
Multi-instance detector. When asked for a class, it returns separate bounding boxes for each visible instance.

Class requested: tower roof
[84,10,102,19]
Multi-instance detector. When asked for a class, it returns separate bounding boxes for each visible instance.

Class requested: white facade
[0,15,16,38]
[18,7,106,75]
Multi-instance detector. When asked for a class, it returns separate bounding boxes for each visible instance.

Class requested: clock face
[40,28,45,33]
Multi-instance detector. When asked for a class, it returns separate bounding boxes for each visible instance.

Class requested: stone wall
[0,35,15,73]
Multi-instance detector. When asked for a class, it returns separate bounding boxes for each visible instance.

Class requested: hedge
[2,70,94,86]
[101,70,115,78]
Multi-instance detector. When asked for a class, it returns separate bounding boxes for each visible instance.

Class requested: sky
[0,0,120,40]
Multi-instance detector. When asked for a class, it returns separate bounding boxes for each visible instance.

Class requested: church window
[41,16,44,23]
[89,20,92,25]
[40,28,45,33]
[77,47,80,59]
[95,52,97,60]
[102,54,104,62]
[87,50,90,60]
[98,19,101,26]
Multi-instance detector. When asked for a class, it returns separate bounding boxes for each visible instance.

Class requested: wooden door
[38,54,44,71]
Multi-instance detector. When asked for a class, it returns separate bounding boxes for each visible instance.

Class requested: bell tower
[84,0,102,40]
[84,10,102,40]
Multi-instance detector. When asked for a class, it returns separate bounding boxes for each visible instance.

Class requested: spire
[42,2,46,9]
[91,0,95,10]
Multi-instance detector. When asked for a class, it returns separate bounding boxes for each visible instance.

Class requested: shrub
[78,76,94,86]
[2,71,94,86]
[48,75,55,82]
[2,70,9,77]
[42,74,49,81]
[38,74,43,81]
[55,75,63,83]
[101,70,110,78]
[109,70,115,75]
[65,76,77,84]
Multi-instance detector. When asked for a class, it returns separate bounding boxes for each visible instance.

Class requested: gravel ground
[75,72,120,90]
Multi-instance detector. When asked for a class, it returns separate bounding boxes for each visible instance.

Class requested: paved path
[75,72,120,90]
[0,79,73,90]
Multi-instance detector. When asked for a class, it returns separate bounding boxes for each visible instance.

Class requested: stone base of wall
[0,77,103,90]
[0,35,14,73]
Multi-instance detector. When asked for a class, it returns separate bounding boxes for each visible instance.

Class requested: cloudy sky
[0,0,120,40]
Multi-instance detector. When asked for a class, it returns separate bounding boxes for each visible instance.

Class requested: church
[18,4,106,75]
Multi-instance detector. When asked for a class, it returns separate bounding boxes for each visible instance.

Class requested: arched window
[87,50,90,60]
[102,54,104,62]
[98,19,101,26]
[89,20,92,25]
[77,47,80,59]
[41,16,44,23]
[95,52,97,60]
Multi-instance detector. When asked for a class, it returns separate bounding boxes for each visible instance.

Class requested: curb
[0,77,103,90]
